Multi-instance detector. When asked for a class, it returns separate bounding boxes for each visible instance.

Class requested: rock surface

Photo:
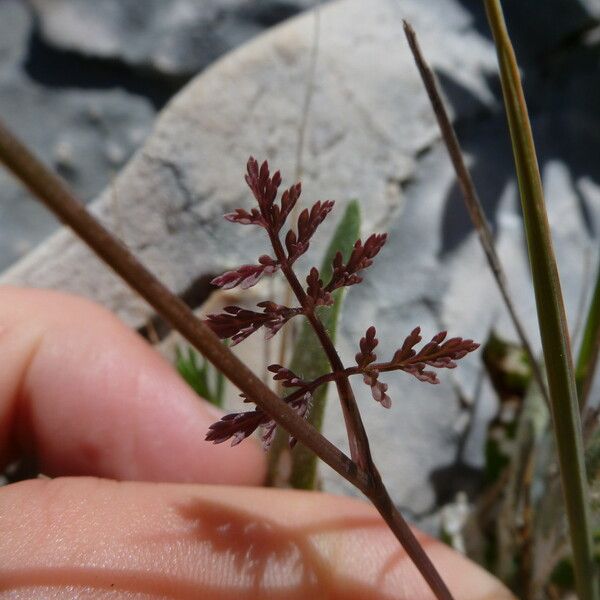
[0,0,318,271]
[0,0,155,271]
[30,0,318,78]
[2,0,600,519]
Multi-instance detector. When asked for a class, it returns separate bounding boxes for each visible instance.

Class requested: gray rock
[0,0,155,271]
[30,0,319,78]
[0,0,31,70]
[0,0,323,270]
[0,74,154,271]
[583,0,600,18]
[3,0,599,520]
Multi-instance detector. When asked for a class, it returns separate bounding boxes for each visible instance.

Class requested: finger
[0,478,515,599]
[0,287,265,485]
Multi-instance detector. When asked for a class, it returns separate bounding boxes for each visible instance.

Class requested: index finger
[0,286,266,485]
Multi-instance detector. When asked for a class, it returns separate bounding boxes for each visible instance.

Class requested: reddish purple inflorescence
[205,157,479,448]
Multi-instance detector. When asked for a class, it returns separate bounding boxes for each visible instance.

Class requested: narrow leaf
[485,1,598,597]
[576,260,600,409]
[267,200,361,489]
[175,345,225,408]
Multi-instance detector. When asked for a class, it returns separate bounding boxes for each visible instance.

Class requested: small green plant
[175,344,226,408]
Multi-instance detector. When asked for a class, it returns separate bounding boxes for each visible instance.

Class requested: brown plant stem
[268,228,374,471]
[0,117,454,600]
[403,20,549,408]
[268,211,455,600]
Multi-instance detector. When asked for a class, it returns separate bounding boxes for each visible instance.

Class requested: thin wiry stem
[403,20,550,408]
[0,117,454,600]
[278,1,321,370]
[293,0,320,185]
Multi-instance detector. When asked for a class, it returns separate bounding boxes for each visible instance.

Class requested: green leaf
[485,1,598,597]
[175,344,226,408]
[267,200,361,489]
[576,261,600,408]
[587,427,600,484]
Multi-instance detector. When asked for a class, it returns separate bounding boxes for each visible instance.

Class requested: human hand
[0,287,513,599]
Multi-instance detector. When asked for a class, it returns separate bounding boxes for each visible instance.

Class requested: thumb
[1,477,515,600]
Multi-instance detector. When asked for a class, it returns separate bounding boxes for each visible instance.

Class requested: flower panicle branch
[387,326,480,383]
[352,326,479,408]
[206,363,314,449]
[325,233,387,292]
[285,200,336,264]
[355,325,392,408]
[305,267,333,307]
[205,302,302,346]
[206,403,303,450]
[210,255,279,290]
[204,156,478,452]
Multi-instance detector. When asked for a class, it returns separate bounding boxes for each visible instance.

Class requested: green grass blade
[484,1,598,597]
[175,345,225,408]
[267,200,360,489]
[576,261,600,408]
[214,356,226,407]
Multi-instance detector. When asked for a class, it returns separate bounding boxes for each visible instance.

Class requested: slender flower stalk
[402,20,549,408]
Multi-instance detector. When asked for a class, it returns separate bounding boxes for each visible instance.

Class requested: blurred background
[0,0,318,270]
[1,0,599,271]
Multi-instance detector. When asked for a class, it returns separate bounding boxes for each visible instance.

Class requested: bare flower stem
[403,20,549,408]
[268,229,374,470]
[0,117,454,600]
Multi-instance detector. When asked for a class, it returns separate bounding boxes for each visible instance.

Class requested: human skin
[0,287,514,599]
